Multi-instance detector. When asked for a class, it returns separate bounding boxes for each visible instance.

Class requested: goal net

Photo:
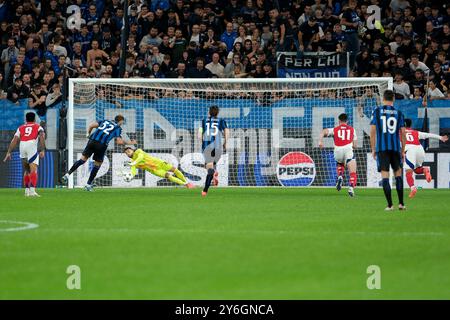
[68,78,392,188]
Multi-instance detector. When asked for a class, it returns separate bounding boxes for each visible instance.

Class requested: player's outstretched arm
[116,137,138,145]
[116,132,137,145]
[3,136,19,162]
[129,150,145,167]
[418,131,449,142]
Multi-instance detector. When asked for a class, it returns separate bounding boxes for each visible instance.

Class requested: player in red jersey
[319,113,358,197]
[404,118,448,198]
[3,112,46,197]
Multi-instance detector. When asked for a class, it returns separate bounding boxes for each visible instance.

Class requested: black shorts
[82,140,108,162]
[377,151,402,172]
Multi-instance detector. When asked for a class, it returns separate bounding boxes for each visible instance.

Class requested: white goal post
[67,77,393,189]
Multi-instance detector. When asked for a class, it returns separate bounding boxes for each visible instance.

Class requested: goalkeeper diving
[124,146,195,188]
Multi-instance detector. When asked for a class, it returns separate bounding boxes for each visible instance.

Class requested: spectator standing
[354,49,372,77]
[1,38,19,82]
[409,54,430,74]
[221,23,238,52]
[340,0,361,68]
[74,24,93,57]
[29,83,47,118]
[298,5,312,26]
[86,40,109,68]
[393,73,410,99]
[45,82,62,109]
[298,16,321,52]
[26,39,43,66]
[100,27,117,56]
[269,8,286,50]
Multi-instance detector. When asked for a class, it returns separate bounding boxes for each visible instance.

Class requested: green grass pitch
[1,187,449,299]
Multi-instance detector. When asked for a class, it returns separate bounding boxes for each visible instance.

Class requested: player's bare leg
[85,160,102,191]
[62,155,88,184]
[28,163,40,197]
[336,163,344,191]
[22,160,31,197]
[347,160,357,197]
[422,166,432,183]
[202,163,215,196]
[406,169,417,198]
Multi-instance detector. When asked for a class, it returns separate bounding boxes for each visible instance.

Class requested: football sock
[337,164,344,177]
[29,171,37,187]
[24,174,30,188]
[414,167,424,174]
[349,172,357,187]
[173,168,187,183]
[395,176,404,206]
[203,168,215,193]
[406,171,415,188]
[167,174,187,186]
[382,178,393,207]
[87,164,100,185]
[68,159,86,175]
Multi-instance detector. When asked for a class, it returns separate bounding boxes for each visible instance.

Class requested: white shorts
[19,140,39,165]
[405,144,425,170]
[334,144,354,165]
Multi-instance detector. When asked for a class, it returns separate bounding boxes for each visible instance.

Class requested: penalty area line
[40,228,445,237]
[0,220,39,232]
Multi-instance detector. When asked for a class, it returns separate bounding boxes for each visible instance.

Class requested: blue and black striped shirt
[370,105,405,153]
[89,120,122,146]
[201,117,227,151]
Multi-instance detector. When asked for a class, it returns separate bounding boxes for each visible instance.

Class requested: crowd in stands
[0,0,449,117]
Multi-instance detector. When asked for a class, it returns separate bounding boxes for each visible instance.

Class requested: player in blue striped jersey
[370,90,407,211]
[62,115,137,191]
[198,106,229,196]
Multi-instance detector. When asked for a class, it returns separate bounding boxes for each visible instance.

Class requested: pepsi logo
[277,152,316,187]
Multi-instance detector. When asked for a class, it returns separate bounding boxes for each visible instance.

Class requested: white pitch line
[0,220,39,232]
[39,228,445,237]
